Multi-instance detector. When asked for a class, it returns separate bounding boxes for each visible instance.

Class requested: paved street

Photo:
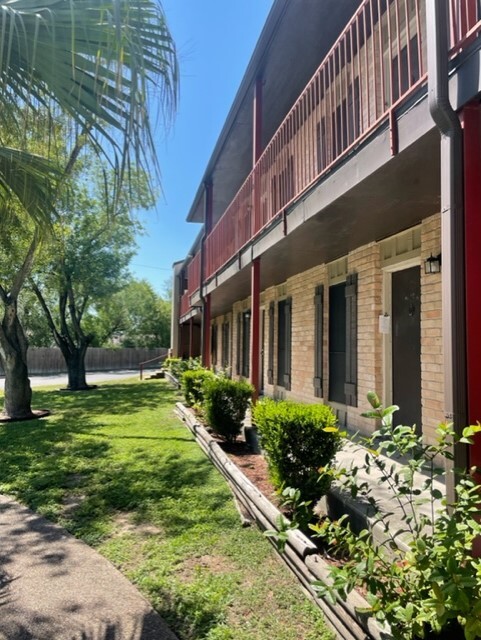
[0,370,141,390]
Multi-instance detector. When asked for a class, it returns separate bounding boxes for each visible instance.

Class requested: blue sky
[130,0,274,295]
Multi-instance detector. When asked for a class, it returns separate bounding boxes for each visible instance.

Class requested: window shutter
[211,324,218,366]
[284,296,292,391]
[236,313,241,375]
[313,284,324,398]
[268,302,274,384]
[222,322,230,368]
[345,273,358,407]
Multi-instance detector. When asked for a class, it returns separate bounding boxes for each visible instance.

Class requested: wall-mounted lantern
[425,253,441,274]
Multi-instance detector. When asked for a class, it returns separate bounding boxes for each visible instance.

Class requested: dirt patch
[112,512,163,537]
[62,494,86,516]
[177,554,236,581]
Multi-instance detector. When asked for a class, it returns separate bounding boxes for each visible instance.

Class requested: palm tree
[0,0,178,419]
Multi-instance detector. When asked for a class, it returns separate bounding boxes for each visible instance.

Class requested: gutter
[426,0,468,494]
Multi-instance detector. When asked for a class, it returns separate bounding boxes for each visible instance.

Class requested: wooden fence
[0,347,168,376]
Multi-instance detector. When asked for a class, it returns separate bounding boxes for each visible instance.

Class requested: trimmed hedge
[203,378,254,442]
[252,399,341,500]
[181,369,215,407]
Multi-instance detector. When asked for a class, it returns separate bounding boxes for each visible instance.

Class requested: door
[329,283,346,404]
[392,266,422,431]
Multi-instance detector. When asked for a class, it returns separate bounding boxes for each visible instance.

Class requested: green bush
[165,356,202,380]
[203,378,253,442]
[311,393,481,640]
[181,369,215,407]
[252,399,341,500]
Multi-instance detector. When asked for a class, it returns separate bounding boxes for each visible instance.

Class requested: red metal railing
[187,251,201,296]
[450,0,481,50]
[205,0,430,279]
[203,0,481,281]
[180,291,190,318]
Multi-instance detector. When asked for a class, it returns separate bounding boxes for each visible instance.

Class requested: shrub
[181,369,215,407]
[311,392,481,640]
[203,378,253,442]
[252,399,341,500]
[164,356,202,380]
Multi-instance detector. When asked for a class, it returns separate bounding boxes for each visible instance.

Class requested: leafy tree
[31,168,144,390]
[18,289,55,348]
[0,0,178,418]
[86,279,171,349]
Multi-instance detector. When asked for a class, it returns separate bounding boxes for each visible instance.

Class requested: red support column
[250,258,261,400]
[463,103,481,468]
[249,77,263,400]
[201,180,214,368]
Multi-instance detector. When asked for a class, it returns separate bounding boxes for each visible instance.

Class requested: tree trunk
[0,302,34,419]
[61,342,90,390]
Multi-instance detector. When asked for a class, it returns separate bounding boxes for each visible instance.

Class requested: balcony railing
[187,251,201,296]
[180,291,191,318]
[204,0,480,281]
[450,0,481,49]
[179,251,201,318]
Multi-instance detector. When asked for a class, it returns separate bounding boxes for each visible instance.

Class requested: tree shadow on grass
[31,380,181,420]
[0,393,235,541]
[68,449,235,539]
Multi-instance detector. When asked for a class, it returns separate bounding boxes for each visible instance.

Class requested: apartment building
[171,0,481,471]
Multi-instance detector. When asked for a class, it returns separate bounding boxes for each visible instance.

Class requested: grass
[0,378,333,640]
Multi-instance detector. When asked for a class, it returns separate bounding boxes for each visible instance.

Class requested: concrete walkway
[0,495,178,640]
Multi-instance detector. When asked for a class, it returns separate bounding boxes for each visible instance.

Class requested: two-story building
[172,0,481,476]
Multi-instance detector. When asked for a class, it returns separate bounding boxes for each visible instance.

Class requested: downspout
[426,0,468,498]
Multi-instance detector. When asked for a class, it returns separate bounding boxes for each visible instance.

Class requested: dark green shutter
[313,285,324,397]
[222,322,230,368]
[268,302,275,384]
[236,313,241,375]
[284,297,292,390]
[345,273,358,407]
[211,324,218,366]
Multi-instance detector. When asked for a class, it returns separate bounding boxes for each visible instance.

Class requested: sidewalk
[0,495,178,640]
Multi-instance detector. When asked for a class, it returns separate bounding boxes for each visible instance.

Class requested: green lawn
[0,378,333,640]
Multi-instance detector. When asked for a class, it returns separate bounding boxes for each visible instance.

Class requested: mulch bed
[213,436,279,505]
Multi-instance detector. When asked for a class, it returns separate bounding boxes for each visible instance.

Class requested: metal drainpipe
[426,0,468,500]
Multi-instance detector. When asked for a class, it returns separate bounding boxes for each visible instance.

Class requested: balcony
[179,251,201,320]
[202,0,480,282]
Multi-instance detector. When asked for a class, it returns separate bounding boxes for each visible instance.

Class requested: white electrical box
[379,314,391,334]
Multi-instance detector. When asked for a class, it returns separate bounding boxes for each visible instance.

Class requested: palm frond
[0,0,178,191]
[0,146,61,229]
